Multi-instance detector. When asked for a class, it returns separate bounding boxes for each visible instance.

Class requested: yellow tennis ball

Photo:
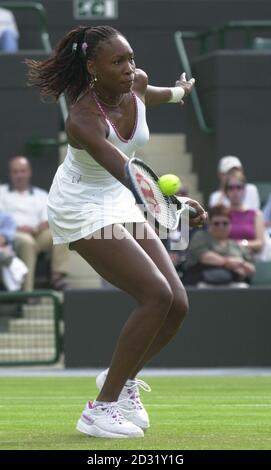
[158,174,181,196]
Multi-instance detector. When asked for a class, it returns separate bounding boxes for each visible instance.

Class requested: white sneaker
[76,401,144,438]
[96,369,151,430]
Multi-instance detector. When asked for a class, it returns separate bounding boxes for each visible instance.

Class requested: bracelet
[168,87,185,103]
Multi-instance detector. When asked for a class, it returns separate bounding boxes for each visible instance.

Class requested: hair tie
[81,42,88,55]
[72,42,78,52]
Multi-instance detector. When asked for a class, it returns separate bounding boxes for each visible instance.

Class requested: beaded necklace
[92,90,138,143]
[93,90,125,108]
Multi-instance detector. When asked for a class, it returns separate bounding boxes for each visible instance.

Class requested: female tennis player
[26,25,206,439]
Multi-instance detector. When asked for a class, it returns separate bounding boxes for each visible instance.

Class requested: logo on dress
[72,175,81,183]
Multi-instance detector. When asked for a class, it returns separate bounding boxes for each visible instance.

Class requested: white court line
[1,403,271,410]
[1,367,271,377]
[1,398,271,408]
[215,404,271,407]
[1,396,271,399]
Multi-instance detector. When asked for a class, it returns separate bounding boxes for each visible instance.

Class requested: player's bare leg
[71,223,173,402]
[94,222,188,431]
[130,222,188,377]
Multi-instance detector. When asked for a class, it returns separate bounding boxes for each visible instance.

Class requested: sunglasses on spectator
[226,184,244,191]
[211,220,230,227]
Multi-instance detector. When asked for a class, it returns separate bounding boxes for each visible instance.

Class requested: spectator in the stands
[182,205,255,286]
[0,156,69,291]
[225,169,265,255]
[0,8,19,52]
[209,155,260,210]
[0,210,28,291]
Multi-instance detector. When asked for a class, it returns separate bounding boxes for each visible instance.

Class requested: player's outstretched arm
[145,72,195,106]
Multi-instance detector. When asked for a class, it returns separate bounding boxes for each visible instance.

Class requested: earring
[90,75,98,87]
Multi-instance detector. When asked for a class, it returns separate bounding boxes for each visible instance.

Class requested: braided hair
[26,25,122,104]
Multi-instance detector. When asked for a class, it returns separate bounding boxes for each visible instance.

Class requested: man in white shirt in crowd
[0,156,69,291]
[209,155,260,210]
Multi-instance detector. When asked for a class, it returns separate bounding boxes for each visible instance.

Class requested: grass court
[1,375,271,450]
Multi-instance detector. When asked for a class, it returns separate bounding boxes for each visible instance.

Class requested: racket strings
[131,164,178,230]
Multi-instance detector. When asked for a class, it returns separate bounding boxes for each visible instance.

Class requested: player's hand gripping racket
[125,157,198,231]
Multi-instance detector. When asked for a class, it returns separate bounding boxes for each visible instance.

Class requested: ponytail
[26,25,121,104]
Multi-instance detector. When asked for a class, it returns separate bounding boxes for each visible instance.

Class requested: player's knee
[146,278,173,316]
[166,291,189,331]
[174,291,189,320]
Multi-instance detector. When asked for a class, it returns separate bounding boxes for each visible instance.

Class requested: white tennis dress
[47,93,149,245]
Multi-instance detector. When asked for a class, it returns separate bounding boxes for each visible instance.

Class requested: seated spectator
[224,170,265,255]
[0,8,19,52]
[0,210,27,291]
[182,205,255,286]
[209,155,260,210]
[0,156,69,291]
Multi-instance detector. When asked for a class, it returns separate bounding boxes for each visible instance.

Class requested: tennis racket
[125,157,198,232]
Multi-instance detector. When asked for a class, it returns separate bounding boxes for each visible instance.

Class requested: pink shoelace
[94,401,127,424]
[122,378,151,410]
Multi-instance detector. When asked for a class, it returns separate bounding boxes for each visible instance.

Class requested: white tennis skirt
[47,164,145,245]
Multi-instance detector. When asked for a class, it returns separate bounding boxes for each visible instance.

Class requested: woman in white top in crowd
[209,155,260,210]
